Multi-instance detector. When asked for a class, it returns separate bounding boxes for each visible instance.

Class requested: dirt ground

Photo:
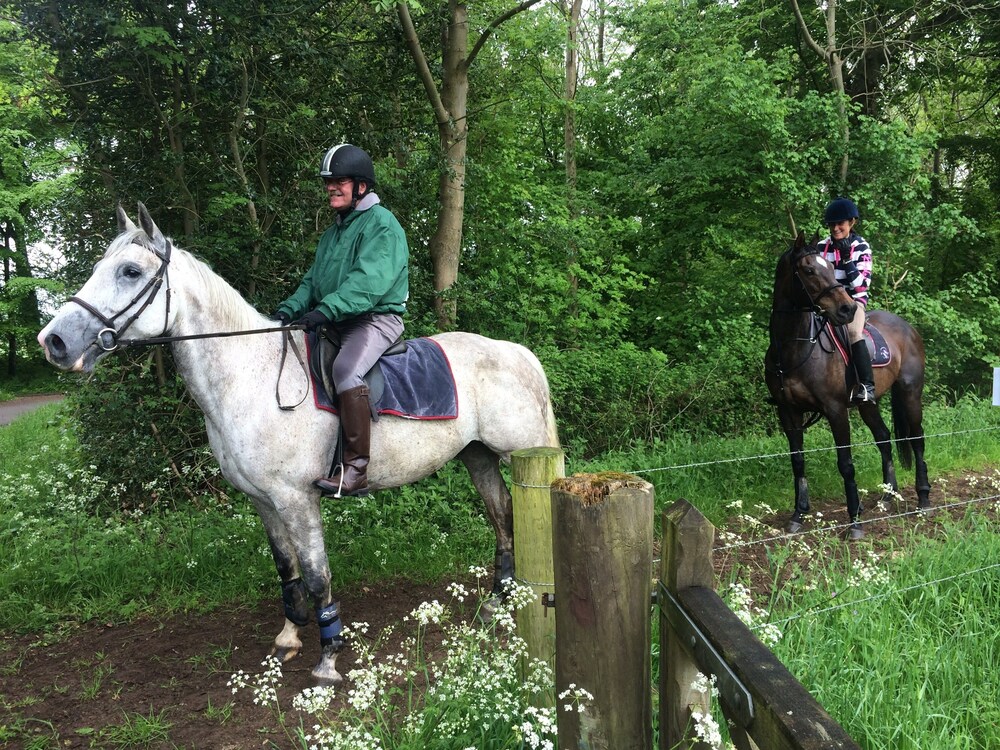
[0,468,993,749]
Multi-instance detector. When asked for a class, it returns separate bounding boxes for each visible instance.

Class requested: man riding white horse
[272,144,410,498]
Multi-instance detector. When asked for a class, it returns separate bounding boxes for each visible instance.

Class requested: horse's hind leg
[458,441,514,597]
[895,383,931,509]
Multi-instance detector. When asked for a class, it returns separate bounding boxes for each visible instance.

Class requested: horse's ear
[136,202,167,252]
[810,231,820,245]
[794,231,806,249]
[116,203,138,234]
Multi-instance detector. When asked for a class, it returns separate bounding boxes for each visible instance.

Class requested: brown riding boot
[314,385,371,497]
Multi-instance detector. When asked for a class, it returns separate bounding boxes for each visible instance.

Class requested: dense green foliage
[2,0,998,490]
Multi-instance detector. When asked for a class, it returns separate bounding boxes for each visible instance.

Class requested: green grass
[760,514,1000,748]
[581,394,1000,526]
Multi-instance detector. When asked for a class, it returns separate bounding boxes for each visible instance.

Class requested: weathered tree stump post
[511,446,565,702]
[660,499,715,750]
[551,473,654,750]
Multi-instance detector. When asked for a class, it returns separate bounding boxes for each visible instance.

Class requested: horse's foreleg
[255,503,308,663]
[829,413,864,540]
[459,442,514,597]
[261,494,343,686]
[294,522,343,687]
[778,409,809,533]
[858,402,898,504]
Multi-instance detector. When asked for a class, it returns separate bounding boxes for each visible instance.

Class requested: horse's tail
[891,381,914,470]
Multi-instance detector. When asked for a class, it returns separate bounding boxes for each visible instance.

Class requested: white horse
[38,203,560,685]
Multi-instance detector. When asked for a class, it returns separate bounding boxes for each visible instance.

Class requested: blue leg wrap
[316,602,344,649]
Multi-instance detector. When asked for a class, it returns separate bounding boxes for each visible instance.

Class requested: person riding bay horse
[819,197,875,404]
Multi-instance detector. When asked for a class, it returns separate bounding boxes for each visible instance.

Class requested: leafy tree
[0,17,72,375]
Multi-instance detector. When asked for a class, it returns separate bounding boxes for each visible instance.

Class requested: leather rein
[66,239,309,410]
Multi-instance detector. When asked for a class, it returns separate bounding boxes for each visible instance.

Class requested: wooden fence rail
[508,454,860,750]
[661,499,861,750]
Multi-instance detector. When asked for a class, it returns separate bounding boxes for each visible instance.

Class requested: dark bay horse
[765,233,930,539]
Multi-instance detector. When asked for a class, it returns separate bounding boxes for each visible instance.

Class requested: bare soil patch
[0,469,993,749]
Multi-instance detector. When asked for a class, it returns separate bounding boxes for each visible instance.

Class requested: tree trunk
[398,0,544,331]
[790,0,850,185]
[228,60,264,300]
[564,0,583,337]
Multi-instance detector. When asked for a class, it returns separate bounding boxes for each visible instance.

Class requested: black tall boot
[314,385,371,497]
[850,340,876,404]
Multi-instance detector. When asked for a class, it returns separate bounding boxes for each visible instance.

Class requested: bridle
[793,248,844,314]
[66,238,309,410]
[69,239,173,353]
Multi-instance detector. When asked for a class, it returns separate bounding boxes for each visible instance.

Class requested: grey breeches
[330,313,404,393]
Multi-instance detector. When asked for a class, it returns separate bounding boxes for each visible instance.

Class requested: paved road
[0,393,65,426]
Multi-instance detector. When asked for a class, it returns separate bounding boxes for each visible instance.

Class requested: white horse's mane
[108,229,263,331]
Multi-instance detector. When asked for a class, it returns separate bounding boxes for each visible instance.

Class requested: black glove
[833,237,853,254]
[293,309,331,331]
[269,311,292,326]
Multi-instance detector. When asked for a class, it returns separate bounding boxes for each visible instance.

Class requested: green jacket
[278,195,409,322]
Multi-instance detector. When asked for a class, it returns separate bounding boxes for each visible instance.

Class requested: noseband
[69,240,173,352]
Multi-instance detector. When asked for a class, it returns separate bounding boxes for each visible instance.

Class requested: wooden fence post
[511,446,565,702]
[551,473,654,750]
[660,499,715,750]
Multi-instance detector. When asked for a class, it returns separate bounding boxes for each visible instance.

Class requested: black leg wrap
[493,550,515,598]
[281,578,311,627]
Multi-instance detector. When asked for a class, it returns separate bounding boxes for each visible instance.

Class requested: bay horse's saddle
[826,320,892,368]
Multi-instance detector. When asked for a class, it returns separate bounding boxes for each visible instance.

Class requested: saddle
[307,329,407,422]
[826,320,892,368]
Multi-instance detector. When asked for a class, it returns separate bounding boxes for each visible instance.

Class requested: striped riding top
[818,233,872,305]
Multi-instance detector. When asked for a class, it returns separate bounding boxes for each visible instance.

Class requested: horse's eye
[121,265,142,280]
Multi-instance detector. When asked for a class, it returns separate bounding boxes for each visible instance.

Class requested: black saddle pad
[827,321,892,368]
[306,336,459,420]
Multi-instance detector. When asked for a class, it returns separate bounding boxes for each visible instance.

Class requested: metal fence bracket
[658,581,755,728]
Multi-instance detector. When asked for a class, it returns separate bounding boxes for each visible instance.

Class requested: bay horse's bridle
[68,239,173,353]
[792,248,845,315]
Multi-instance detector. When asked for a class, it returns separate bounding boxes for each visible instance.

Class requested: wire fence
[511,422,1000,626]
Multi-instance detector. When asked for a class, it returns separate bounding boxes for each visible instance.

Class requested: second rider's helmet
[319,144,376,187]
[824,196,859,224]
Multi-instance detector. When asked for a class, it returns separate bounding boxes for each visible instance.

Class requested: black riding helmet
[824,196,859,224]
[319,144,376,187]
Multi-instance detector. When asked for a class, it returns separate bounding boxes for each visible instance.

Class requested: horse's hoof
[786,519,804,534]
[844,523,864,541]
[311,660,343,687]
[270,645,300,664]
[918,500,932,511]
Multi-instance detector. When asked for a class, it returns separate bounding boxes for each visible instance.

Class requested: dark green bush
[67,350,226,510]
